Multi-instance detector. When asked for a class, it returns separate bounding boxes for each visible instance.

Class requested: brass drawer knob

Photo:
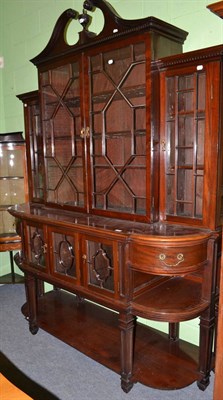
[158,253,184,267]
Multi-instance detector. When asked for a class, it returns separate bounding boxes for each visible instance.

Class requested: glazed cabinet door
[160,59,222,229]
[39,59,86,210]
[48,227,80,284]
[24,222,48,271]
[86,36,155,221]
[81,235,120,299]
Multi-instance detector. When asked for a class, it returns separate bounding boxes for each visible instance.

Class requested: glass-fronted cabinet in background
[0,132,28,283]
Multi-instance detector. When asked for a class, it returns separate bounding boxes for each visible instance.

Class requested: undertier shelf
[22,289,201,391]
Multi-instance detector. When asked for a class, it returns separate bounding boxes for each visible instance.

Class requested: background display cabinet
[10,0,222,395]
[0,132,28,283]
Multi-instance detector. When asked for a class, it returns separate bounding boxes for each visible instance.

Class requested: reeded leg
[119,312,136,393]
[197,237,217,390]
[169,322,180,341]
[37,279,45,297]
[197,310,215,391]
[24,273,39,335]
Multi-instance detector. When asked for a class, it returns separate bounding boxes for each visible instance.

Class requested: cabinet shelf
[166,111,205,119]
[93,165,146,169]
[131,276,208,322]
[21,289,201,390]
[0,176,24,180]
[167,166,204,171]
[92,85,146,104]
[92,129,146,138]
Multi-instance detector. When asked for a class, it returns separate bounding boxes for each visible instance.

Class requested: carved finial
[83,0,95,12]
[78,9,92,30]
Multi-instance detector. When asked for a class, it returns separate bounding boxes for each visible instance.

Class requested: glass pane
[166,175,175,214]
[29,101,44,200]
[195,172,204,217]
[166,77,175,118]
[27,226,46,267]
[135,108,146,133]
[177,169,193,202]
[89,42,146,215]
[0,210,16,234]
[0,179,25,206]
[176,202,193,217]
[197,119,205,166]
[178,149,193,167]
[166,121,175,172]
[178,116,194,147]
[51,64,71,96]
[178,91,194,112]
[220,196,223,217]
[0,148,24,177]
[165,70,206,220]
[107,181,133,212]
[87,241,114,292]
[52,232,76,278]
[197,73,206,110]
[178,75,194,90]
[40,61,85,208]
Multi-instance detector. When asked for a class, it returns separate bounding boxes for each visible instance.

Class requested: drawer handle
[158,253,184,267]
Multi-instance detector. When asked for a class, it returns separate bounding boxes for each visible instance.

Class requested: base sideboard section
[21,288,202,391]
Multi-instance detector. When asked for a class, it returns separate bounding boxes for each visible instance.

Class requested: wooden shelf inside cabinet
[21,289,201,390]
[131,276,209,322]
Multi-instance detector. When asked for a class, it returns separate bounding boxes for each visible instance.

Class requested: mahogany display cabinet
[10,0,223,394]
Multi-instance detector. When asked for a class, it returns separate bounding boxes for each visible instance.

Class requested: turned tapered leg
[24,273,39,335]
[119,312,136,393]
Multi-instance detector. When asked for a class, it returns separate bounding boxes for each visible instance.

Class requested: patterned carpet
[0,352,59,400]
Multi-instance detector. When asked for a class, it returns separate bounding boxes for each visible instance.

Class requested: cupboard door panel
[50,229,80,283]
[25,223,47,270]
[82,237,120,299]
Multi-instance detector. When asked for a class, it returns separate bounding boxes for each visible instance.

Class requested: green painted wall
[0,0,222,344]
[0,0,5,132]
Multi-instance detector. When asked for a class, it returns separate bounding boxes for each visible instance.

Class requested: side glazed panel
[25,97,44,202]
[164,68,206,220]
